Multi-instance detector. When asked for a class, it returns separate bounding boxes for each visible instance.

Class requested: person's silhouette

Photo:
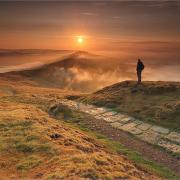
[136,59,144,83]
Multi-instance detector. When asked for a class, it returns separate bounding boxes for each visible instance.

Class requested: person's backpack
[141,62,145,70]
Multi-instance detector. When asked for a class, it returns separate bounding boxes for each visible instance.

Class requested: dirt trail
[78,114,180,176]
[56,100,180,176]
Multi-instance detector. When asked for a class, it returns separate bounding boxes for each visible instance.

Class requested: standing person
[136,59,144,83]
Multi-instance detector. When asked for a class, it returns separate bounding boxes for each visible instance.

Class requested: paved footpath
[60,99,180,154]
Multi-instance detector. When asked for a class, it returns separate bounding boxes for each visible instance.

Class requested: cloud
[112,16,122,19]
[0,21,62,32]
[81,12,98,16]
[101,41,180,55]
[92,2,108,6]
[48,66,132,92]
[0,62,44,73]
[1,50,180,92]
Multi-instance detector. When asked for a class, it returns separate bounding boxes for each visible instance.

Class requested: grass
[78,81,180,131]
[98,138,178,179]
[81,168,99,179]
[47,173,65,180]
[70,156,86,164]
[16,155,42,171]
[0,78,179,179]
[0,114,59,179]
[0,119,56,155]
[1,94,155,179]
[76,123,179,179]
[55,105,179,179]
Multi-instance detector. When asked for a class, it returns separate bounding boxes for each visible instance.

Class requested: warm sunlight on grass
[0,77,159,179]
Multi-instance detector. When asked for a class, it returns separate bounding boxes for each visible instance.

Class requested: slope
[79,81,180,131]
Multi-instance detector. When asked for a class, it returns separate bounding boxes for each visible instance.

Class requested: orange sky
[0,1,180,50]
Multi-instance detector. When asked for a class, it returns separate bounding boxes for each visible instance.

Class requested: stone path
[60,99,180,154]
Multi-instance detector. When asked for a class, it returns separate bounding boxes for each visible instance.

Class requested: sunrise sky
[0,1,180,51]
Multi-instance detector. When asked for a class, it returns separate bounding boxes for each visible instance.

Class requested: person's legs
[139,71,141,83]
[137,71,141,83]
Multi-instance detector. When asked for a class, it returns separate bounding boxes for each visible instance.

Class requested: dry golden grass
[0,76,158,179]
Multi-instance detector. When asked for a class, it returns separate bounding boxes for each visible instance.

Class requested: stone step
[151,125,169,135]
[158,140,180,153]
[136,123,152,131]
[137,130,163,144]
[164,132,180,144]
[61,99,180,154]
[101,111,117,117]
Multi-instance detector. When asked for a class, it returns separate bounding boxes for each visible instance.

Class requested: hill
[0,76,160,179]
[79,81,180,131]
[2,50,180,93]
[1,51,134,92]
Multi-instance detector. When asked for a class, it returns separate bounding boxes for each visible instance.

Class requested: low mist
[0,49,179,92]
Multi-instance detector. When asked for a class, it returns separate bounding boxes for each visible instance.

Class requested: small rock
[50,133,63,139]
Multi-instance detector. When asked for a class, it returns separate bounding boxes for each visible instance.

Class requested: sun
[77,36,84,44]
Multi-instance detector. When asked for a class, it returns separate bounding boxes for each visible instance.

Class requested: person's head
[138,59,141,62]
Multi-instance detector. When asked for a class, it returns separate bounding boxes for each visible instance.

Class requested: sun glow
[74,35,88,50]
[77,36,84,44]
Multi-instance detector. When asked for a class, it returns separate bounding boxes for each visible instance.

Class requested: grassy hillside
[79,81,180,131]
[0,76,160,179]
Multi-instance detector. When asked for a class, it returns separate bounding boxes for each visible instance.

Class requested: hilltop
[79,81,180,131]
